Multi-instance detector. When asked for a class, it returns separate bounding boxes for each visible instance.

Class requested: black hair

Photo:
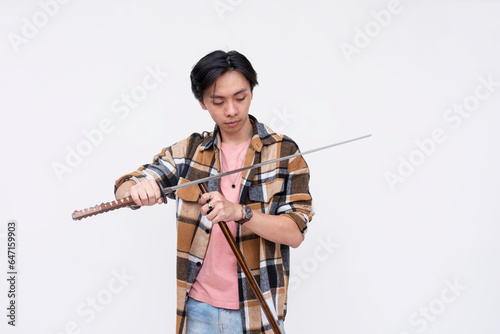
[190,50,258,102]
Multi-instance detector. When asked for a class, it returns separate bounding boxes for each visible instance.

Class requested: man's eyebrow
[208,88,249,99]
[233,88,249,96]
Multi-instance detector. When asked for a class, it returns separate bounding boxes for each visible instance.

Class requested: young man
[114,50,313,334]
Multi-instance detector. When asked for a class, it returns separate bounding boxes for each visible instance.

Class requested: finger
[129,186,143,206]
[198,193,211,205]
[201,202,214,217]
[206,204,217,222]
[137,184,149,206]
[143,180,158,206]
[149,180,164,204]
[201,202,212,216]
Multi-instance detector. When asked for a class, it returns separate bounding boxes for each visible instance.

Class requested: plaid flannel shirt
[115,115,313,333]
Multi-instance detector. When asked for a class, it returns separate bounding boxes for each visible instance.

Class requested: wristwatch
[237,205,253,224]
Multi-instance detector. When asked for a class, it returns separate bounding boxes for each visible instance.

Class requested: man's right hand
[116,179,164,206]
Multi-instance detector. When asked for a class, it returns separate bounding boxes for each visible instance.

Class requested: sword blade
[163,134,372,194]
[72,134,371,220]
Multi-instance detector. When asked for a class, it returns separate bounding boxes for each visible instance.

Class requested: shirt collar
[200,115,279,153]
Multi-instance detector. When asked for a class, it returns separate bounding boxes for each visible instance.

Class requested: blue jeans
[185,297,286,333]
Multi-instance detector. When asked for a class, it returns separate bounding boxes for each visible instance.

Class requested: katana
[71,134,371,221]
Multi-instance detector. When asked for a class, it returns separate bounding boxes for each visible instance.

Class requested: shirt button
[196,262,201,267]
[205,229,210,234]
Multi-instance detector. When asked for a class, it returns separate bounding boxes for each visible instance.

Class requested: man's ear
[198,99,208,110]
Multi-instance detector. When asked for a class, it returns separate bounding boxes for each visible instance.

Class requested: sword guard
[158,180,169,204]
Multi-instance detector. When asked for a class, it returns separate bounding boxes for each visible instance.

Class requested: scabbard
[198,183,281,334]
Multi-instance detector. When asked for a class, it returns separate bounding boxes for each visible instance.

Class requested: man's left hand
[198,191,242,223]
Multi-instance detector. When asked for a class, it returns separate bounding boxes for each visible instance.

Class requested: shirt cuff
[282,211,309,236]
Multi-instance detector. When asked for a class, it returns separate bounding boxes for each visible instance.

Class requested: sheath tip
[72,213,77,221]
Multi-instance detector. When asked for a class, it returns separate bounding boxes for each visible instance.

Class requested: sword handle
[72,180,169,221]
[72,197,136,221]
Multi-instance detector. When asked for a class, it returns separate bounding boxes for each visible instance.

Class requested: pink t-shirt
[188,139,251,309]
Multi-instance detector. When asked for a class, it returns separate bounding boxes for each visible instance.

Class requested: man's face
[199,70,253,139]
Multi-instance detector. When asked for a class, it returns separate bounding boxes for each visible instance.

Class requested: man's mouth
[226,120,239,127]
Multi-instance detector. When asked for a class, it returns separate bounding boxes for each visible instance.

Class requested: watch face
[243,205,252,219]
[244,207,250,218]
[238,205,252,224]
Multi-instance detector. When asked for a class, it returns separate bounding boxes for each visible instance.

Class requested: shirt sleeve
[277,139,314,238]
[114,137,190,200]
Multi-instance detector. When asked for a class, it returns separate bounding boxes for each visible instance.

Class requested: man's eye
[213,101,223,106]
[237,96,246,102]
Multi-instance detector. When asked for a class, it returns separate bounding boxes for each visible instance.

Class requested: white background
[1,0,499,333]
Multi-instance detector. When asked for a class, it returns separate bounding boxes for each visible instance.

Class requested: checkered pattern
[115,115,313,333]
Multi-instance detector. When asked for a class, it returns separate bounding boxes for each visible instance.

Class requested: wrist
[236,205,253,224]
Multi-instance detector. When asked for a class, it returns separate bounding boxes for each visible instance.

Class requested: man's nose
[225,100,238,117]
